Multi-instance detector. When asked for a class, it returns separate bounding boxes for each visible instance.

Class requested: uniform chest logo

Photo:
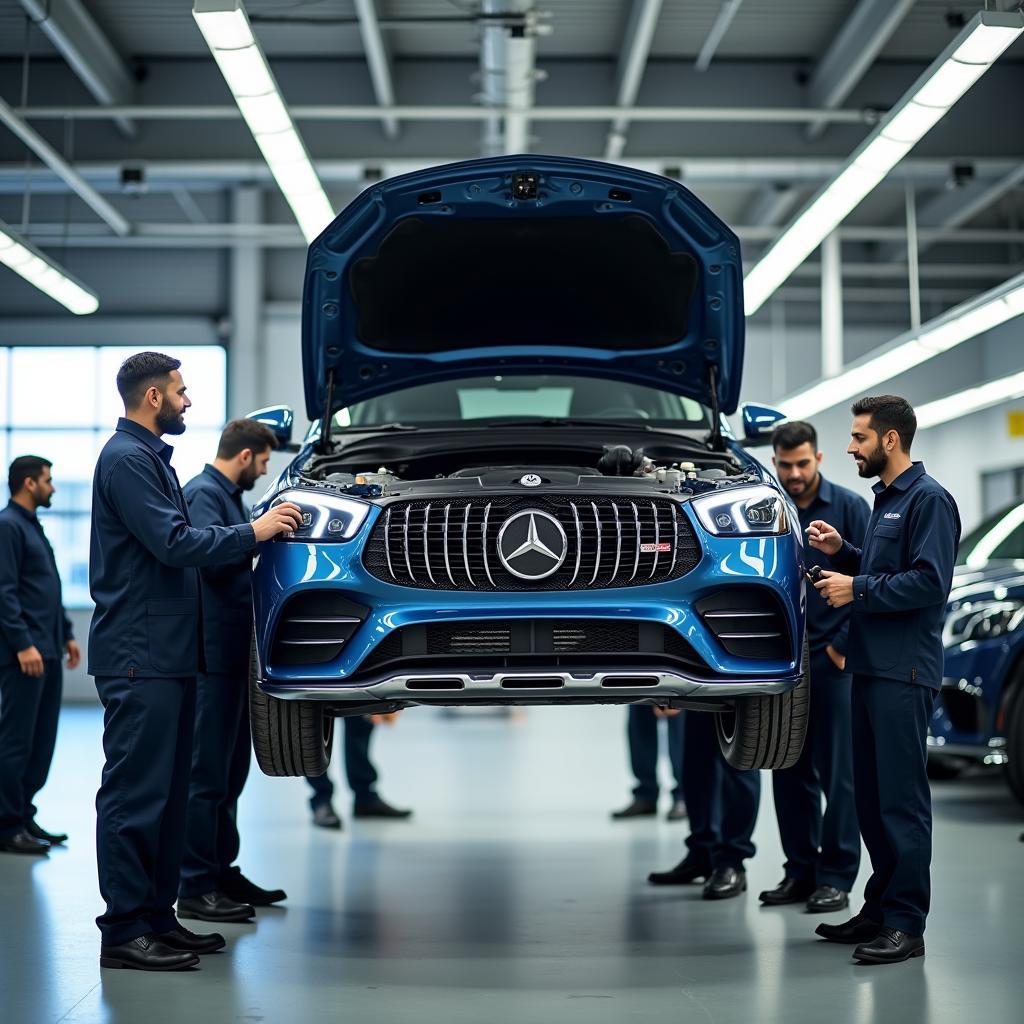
[883,512,902,520]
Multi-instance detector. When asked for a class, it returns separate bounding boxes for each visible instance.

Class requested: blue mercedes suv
[245,156,808,779]
[928,499,1024,804]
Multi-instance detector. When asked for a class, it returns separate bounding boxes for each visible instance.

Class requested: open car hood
[301,155,745,422]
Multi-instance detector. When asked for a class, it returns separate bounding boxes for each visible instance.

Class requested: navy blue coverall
[89,419,256,945]
[306,716,380,811]
[0,500,72,839]
[834,461,960,936]
[178,464,255,900]
[625,705,684,806]
[773,476,868,892]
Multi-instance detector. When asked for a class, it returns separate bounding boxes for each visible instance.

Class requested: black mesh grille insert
[363,495,701,591]
[270,592,368,667]
[696,587,790,661]
[355,619,707,678]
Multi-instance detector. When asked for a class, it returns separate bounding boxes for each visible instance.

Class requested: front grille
[696,588,790,661]
[270,592,368,666]
[355,618,708,678]
[363,495,701,590]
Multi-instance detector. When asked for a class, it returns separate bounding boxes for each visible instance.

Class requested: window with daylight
[0,346,227,607]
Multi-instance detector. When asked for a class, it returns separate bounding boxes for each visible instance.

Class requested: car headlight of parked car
[943,599,1024,646]
[271,488,370,542]
[692,485,790,537]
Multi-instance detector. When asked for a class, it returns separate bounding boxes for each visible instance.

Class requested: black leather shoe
[156,926,226,954]
[611,798,658,820]
[806,885,850,913]
[759,877,816,905]
[0,829,50,855]
[647,857,711,885]
[177,890,255,923]
[703,866,747,900]
[219,867,287,907]
[853,927,925,965]
[100,934,199,971]
[27,819,67,845]
[815,913,881,944]
[312,803,343,830]
[353,796,412,819]
[666,800,688,822]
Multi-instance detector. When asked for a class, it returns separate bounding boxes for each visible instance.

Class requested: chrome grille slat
[403,505,414,582]
[422,503,436,585]
[384,507,395,580]
[482,502,496,587]
[717,631,783,639]
[629,501,640,582]
[650,500,660,579]
[669,504,678,575]
[703,610,777,619]
[590,501,602,585]
[569,502,582,586]
[612,502,622,579]
[443,504,455,586]
[463,504,475,587]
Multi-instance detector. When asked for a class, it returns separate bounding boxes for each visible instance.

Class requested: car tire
[1005,683,1024,807]
[715,637,810,771]
[926,756,964,781]
[249,636,333,777]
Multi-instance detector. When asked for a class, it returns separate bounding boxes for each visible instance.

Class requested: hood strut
[317,368,336,454]
[707,364,725,451]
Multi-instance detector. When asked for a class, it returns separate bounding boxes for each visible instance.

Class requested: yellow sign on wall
[1009,411,1024,437]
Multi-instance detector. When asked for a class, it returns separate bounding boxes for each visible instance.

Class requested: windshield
[958,501,1024,566]
[332,375,711,430]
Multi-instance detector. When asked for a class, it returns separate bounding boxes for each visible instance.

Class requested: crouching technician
[809,395,960,966]
[178,419,288,922]
[89,352,301,973]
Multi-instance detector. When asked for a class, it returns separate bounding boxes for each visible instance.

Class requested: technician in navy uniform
[0,456,80,854]
[89,352,301,972]
[809,395,960,965]
[760,421,868,913]
[178,419,288,921]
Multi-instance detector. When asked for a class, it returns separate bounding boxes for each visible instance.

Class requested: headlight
[692,485,790,537]
[270,488,371,542]
[943,599,1024,646]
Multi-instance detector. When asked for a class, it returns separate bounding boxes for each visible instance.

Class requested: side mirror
[246,405,294,447]
[740,403,787,446]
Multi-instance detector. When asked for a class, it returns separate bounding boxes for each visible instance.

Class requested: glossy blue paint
[301,155,744,419]
[740,403,787,443]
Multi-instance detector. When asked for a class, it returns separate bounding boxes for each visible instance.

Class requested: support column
[820,230,843,379]
[228,185,264,418]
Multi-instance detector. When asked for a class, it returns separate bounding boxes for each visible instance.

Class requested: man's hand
[17,645,44,678]
[65,639,81,670]
[814,571,854,609]
[825,645,846,671]
[252,502,304,543]
[805,519,843,556]
[654,707,682,718]
[368,711,401,726]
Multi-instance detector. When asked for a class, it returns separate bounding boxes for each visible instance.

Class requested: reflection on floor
[1,704,1020,1024]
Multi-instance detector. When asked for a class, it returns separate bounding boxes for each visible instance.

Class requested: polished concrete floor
[1,704,1021,1024]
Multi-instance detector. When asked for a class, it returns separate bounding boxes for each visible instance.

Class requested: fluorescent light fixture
[744,10,1024,317]
[0,220,99,314]
[193,0,334,243]
[779,271,1024,421]
[916,369,1024,432]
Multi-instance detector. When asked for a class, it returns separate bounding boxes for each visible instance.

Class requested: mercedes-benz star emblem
[519,473,542,487]
[497,510,567,580]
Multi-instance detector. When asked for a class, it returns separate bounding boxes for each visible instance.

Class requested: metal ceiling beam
[13,103,873,125]
[479,0,540,155]
[742,183,802,226]
[0,95,130,235]
[695,0,744,73]
[878,163,1024,262]
[353,0,399,140]
[18,0,137,138]
[604,0,663,160]
[804,0,915,141]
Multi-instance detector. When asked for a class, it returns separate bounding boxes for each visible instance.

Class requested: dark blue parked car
[244,156,809,779]
[929,500,1024,803]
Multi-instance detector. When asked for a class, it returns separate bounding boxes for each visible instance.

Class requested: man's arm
[829,495,872,657]
[0,520,34,653]
[186,485,251,578]
[105,453,256,569]
[852,494,958,613]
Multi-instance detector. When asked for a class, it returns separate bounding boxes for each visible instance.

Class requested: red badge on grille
[640,543,672,553]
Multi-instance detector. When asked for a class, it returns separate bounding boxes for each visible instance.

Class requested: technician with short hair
[809,395,960,965]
